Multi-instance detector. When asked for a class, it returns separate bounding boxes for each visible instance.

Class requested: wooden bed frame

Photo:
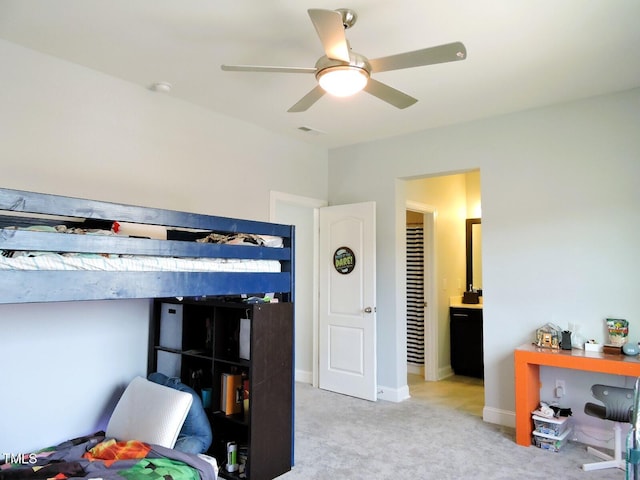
[0,187,294,304]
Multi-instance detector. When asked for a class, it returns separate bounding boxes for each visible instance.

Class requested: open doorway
[404,171,483,400]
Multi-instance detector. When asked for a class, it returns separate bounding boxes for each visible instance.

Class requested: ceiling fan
[221,8,467,112]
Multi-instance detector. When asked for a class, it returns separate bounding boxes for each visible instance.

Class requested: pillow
[105,376,192,449]
[148,372,213,454]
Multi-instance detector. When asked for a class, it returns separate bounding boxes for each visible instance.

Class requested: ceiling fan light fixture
[317,66,369,97]
[221,8,467,112]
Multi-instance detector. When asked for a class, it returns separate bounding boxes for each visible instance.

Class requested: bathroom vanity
[449,297,484,379]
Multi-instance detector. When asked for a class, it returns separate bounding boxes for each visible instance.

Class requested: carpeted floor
[276,381,625,479]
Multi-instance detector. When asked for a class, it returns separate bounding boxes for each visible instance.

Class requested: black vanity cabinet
[449,306,484,379]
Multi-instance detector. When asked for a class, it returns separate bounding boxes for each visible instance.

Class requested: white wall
[0,39,328,452]
[1,40,327,217]
[328,88,640,432]
[0,300,149,451]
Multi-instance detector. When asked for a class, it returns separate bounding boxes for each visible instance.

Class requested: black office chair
[582,384,634,471]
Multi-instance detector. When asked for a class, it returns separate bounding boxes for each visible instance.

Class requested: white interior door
[319,202,376,401]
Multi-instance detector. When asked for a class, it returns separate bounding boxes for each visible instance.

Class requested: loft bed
[0,187,294,480]
[0,187,294,304]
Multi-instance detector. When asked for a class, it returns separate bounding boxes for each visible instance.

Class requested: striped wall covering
[406,225,424,366]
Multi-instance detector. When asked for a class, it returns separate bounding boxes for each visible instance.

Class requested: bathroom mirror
[466,218,482,293]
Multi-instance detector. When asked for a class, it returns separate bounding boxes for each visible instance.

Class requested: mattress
[0,253,281,272]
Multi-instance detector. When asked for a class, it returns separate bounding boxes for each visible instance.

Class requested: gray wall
[328,88,640,432]
[0,38,328,452]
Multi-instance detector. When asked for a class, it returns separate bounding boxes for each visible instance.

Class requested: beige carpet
[276,380,626,479]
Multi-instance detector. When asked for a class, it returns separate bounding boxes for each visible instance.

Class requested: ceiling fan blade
[287,85,325,113]
[369,42,467,73]
[363,78,417,109]
[221,64,316,74]
[307,9,350,62]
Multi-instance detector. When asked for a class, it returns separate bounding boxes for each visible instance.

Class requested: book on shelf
[239,318,251,360]
[243,378,250,415]
[221,373,243,415]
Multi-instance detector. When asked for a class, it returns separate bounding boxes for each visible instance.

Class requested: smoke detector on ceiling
[149,82,172,93]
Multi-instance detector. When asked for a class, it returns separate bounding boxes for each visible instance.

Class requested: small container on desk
[584,341,602,353]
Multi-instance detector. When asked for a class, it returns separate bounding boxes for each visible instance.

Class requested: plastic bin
[532,428,572,452]
[532,414,570,436]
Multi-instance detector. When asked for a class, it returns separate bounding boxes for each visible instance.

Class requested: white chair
[582,384,634,471]
[105,376,193,449]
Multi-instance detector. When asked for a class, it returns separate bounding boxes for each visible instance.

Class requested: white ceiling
[1,0,639,149]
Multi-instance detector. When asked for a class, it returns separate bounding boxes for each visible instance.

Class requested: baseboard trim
[377,384,410,402]
[438,365,454,380]
[572,424,617,450]
[295,369,312,385]
[483,406,515,428]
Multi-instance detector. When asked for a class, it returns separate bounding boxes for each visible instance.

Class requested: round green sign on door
[333,246,356,274]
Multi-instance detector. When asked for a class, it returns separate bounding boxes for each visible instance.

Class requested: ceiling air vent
[297,126,325,135]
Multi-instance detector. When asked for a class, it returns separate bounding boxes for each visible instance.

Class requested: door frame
[270,191,327,388]
[405,201,438,382]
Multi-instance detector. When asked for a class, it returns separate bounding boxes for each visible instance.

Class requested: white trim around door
[270,191,327,387]
[405,201,437,382]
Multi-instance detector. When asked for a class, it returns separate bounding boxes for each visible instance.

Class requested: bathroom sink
[449,296,483,309]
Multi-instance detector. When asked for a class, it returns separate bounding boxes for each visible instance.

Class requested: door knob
[364,307,374,313]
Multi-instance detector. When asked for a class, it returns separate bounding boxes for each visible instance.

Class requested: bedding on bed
[0,432,218,480]
[1,224,283,248]
[0,223,284,272]
[0,254,281,272]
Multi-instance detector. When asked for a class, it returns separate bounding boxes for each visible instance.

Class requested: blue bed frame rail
[0,188,294,304]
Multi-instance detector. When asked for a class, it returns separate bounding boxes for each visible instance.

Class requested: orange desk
[514,343,640,446]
